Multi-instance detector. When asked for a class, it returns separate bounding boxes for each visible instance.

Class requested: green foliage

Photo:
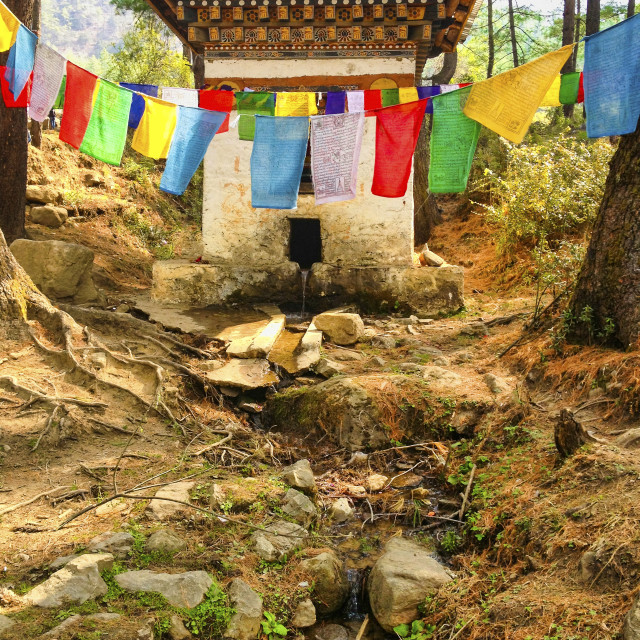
[477,134,613,257]
[393,619,436,640]
[185,581,234,638]
[440,530,462,555]
[110,0,153,15]
[261,611,289,640]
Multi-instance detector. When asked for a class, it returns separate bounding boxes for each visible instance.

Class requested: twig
[369,442,445,456]
[0,486,70,516]
[449,617,476,640]
[384,461,424,489]
[80,464,104,481]
[50,489,90,505]
[31,404,62,452]
[192,432,233,456]
[113,427,141,495]
[458,464,477,522]
[355,615,369,640]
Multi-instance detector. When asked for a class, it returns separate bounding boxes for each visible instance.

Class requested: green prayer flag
[79,80,133,166]
[381,88,400,108]
[236,91,275,140]
[53,75,66,109]
[429,86,481,194]
[559,71,580,105]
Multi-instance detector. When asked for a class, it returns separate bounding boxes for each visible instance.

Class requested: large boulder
[25,184,63,204]
[10,239,100,303]
[291,599,316,628]
[147,481,195,521]
[313,312,364,346]
[225,578,262,640]
[114,570,212,608]
[282,489,317,526]
[30,205,68,228]
[299,551,349,615]
[26,553,114,608]
[146,529,187,553]
[368,538,452,632]
[625,594,640,639]
[251,522,307,562]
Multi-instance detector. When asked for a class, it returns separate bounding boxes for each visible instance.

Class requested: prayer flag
[346,90,364,113]
[325,91,346,115]
[199,88,234,132]
[364,89,382,115]
[559,71,582,104]
[4,24,37,99]
[29,43,66,122]
[161,86,199,107]
[236,91,275,141]
[429,86,481,194]
[59,63,99,149]
[53,75,66,108]
[79,80,132,166]
[0,64,31,107]
[540,75,562,107]
[463,45,574,144]
[274,92,318,117]
[371,98,428,198]
[381,88,400,108]
[440,84,461,94]
[584,14,640,138]
[310,112,364,205]
[251,115,309,209]
[399,87,419,104]
[0,0,18,52]
[120,83,158,129]
[417,86,440,114]
[131,95,177,159]
[160,106,227,195]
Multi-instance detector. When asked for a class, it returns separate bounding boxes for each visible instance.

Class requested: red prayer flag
[0,65,31,107]
[371,98,428,198]
[59,62,98,149]
[199,88,234,133]
[364,89,382,116]
[577,72,584,104]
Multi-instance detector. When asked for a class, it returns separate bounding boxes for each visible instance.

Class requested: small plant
[261,611,288,640]
[185,580,234,638]
[393,619,436,640]
[440,530,462,554]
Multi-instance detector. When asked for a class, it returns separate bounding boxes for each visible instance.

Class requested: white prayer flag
[161,86,199,107]
[29,42,66,122]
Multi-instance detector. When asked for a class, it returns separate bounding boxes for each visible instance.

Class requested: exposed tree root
[0,375,107,409]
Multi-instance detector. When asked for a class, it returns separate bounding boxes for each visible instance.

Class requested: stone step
[227,306,285,359]
[268,322,322,375]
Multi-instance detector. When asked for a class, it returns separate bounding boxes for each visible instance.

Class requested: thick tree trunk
[585,0,600,36]
[487,0,494,78]
[572,0,581,73]
[507,0,519,67]
[567,121,640,349]
[562,0,576,118]
[28,0,41,148]
[629,0,636,18]
[192,54,204,89]
[0,0,33,244]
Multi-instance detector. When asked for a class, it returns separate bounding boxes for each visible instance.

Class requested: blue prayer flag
[120,83,159,129]
[5,24,36,99]
[251,116,309,210]
[325,91,346,115]
[160,106,226,196]
[584,14,640,138]
[417,86,441,114]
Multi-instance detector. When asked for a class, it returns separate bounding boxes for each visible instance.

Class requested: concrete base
[151,261,464,315]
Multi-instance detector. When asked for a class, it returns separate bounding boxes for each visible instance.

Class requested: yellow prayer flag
[131,96,177,160]
[274,92,318,116]
[0,0,19,52]
[540,75,562,107]
[398,87,419,104]
[463,45,574,144]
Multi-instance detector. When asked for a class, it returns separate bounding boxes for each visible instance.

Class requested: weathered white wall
[202,58,415,268]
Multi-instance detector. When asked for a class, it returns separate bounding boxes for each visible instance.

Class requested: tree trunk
[585,0,600,36]
[562,0,576,118]
[572,0,581,73]
[28,0,41,148]
[192,53,204,89]
[487,0,494,78]
[507,0,519,67]
[567,120,640,349]
[629,0,636,18]
[0,0,33,244]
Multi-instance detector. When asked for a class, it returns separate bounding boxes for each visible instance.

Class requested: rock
[315,623,349,640]
[26,553,114,608]
[0,615,15,637]
[397,363,426,374]
[115,570,212,608]
[368,538,452,632]
[372,356,387,366]
[237,397,263,414]
[291,598,316,628]
[25,184,62,204]
[459,321,488,337]
[315,358,346,379]
[391,473,422,488]
[146,529,187,553]
[205,359,278,390]
[432,356,450,367]
[225,578,263,640]
[169,615,192,639]
[456,351,473,362]
[624,594,640,640]
[484,373,509,395]
[313,312,365,346]
[371,335,396,349]
[419,249,446,268]
[300,551,349,615]
[86,613,122,623]
[282,459,316,493]
[83,170,105,187]
[210,484,227,510]
[330,498,354,523]
[87,531,134,558]
[49,553,81,570]
[200,360,225,372]
[346,451,368,466]
[346,484,366,497]
[579,551,597,582]
[332,350,365,362]
[423,366,462,385]
[147,481,195,520]
[41,615,81,637]
[30,204,68,228]
[282,488,317,526]
[252,522,307,562]
[10,239,100,303]
[366,474,388,492]
[88,351,107,370]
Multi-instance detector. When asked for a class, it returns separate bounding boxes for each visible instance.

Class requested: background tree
[487,0,495,77]
[561,0,576,118]
[586,0,601,34]
[507,0,520,67]
[28,0,41,148]
[0,0,34,244]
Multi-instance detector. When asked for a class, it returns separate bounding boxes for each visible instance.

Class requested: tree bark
[567,120,640,349]
[572,0,581,73]
[28,0,41,148]
[192,54,204,89]
[629,0,636,18]
[487,0,494,78]
[562,0,576,118]
[585,0,600,36]
[507,0,519,68]
[0,0,33,244]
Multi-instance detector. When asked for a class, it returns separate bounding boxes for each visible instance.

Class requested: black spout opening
[289,218,321,270]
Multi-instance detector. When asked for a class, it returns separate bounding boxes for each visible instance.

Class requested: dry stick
[369,441,444,456]
[458,464,477,522]
[384,460,424,490]
[449,617,476,640]
[355,615,369,640]
[0,486,70,516]
[31,404,62,452]
[589,543,625,588]
[0,375,107,409]
[80,464,104,481]
[113,427,142,496]
[192,432,233,456]
[51,489,90,505]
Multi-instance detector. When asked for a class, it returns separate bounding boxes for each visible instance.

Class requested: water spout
[343,568,366,621]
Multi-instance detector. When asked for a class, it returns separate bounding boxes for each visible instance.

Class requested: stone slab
[205,358,278,390]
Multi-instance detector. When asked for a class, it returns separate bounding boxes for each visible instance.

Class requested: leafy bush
[186,581,234,638]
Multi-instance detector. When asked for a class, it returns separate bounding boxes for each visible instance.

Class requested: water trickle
[343,568,366,621]
[300,269,310,317]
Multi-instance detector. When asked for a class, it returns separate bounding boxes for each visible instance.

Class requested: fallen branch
[191,432,233,456]
[31,403,63,451]
[458,464,477,522]
[0,486,70,516]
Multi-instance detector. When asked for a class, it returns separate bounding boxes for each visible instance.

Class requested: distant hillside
[40,0,132,60]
